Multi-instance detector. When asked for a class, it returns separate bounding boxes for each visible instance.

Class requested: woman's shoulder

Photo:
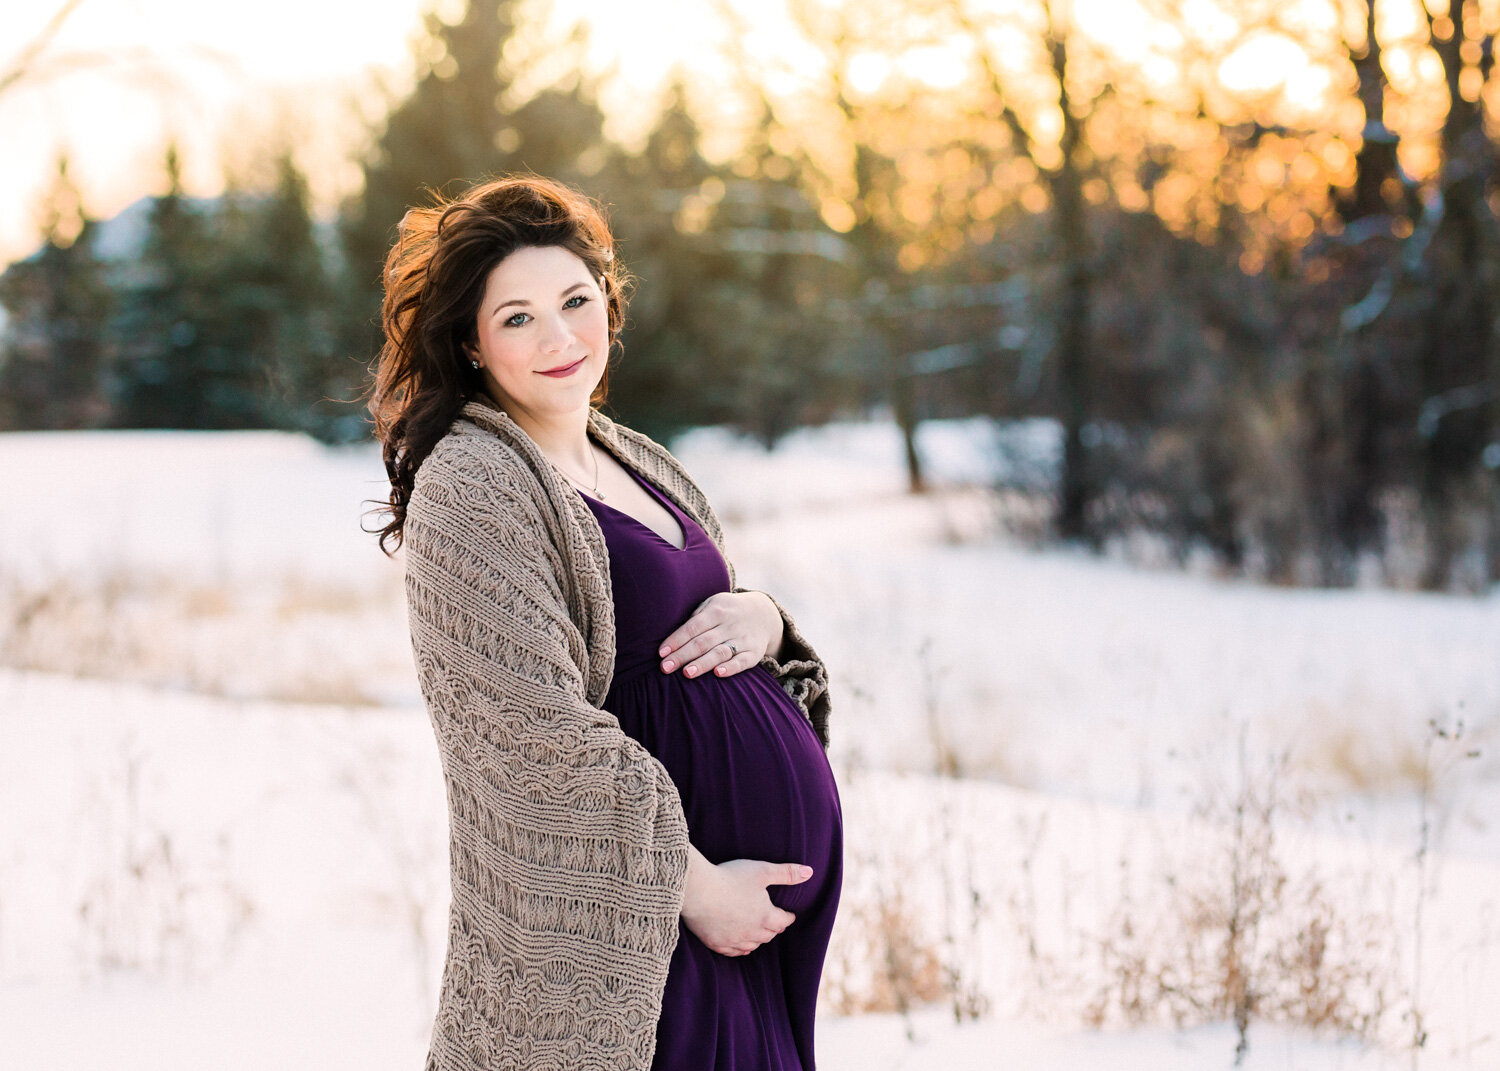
[411,410,543,526]
[416,421,514,488]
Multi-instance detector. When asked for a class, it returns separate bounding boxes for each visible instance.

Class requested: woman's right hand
[680,844,812,957]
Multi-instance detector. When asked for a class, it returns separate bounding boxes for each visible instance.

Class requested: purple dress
[579,463,843,1071]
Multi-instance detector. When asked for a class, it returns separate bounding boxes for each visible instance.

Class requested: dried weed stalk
[73,731,255,981]
[1080,728,1401,1064]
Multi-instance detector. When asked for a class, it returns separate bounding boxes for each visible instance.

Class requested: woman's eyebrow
[491,281,591,316]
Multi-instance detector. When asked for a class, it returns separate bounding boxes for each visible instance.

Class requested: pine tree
[599,86,854,444]
[215,152,350,436]
[342,0,527,287]
[336,1,614,384]
[111,144,223,428]
[709,99,855,446]
[0,155,114,429]
[598,79,725,440]
[265,154,365,439]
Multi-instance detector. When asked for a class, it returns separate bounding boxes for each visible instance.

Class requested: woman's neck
[475,390,595,472]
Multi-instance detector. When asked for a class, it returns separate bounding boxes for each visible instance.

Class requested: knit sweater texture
[402,395,833,1070]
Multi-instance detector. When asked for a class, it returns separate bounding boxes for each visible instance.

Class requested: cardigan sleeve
[403,441,689,1069]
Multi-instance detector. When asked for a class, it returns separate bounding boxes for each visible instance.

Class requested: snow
[1,415,1497,1069]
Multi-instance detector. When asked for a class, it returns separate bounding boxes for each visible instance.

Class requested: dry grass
[987,487,1056,547]
[913,636,1028,785]
[823,669,1441,1061]
[1072,735,1404,1064]
[1296,716,1431,794]
[0,564,408,707]
[819,845,948,1019]
[1079,834,1399,1043]
[72,734,256,982]
[818,769,994,1031]
[826,725,1453,1064]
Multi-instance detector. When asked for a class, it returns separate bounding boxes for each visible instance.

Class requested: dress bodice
[578,465,733,682]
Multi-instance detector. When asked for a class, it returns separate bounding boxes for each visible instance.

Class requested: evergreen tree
[600,79,725,440]
[260,154,336,430]
[342,0,527,290]
[0,155,113,429]
[691,99,854,446]
[111,145,224,428]
[336,0,613,390]
[606,88,854,444]
[218,153,350,437]
[110,146,346,433]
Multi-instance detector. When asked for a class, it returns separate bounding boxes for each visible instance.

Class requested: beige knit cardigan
[402,395,832,1071]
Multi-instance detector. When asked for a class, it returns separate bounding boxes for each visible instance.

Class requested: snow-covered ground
[1,415,1496,1070]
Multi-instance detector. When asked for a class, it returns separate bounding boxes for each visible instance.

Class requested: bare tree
[943,0,1108,540]
[709,0,967,492]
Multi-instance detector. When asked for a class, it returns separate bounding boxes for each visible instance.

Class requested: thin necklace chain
[554,444,604,499]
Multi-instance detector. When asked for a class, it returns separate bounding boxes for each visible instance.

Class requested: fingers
[657,595,729,664]
[701,640,758,680]
[765,862,815,886]
[658,593,771,679]
[756,912,792,936]
[717,921,789,957]
[715,939,760,957]
[661,625,756,679]
[659,618,726,669]
[700,859,806,957]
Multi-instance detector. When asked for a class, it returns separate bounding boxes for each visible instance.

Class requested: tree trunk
[1046,21,1096,544]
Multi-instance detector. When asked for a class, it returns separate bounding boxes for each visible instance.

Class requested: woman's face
[466,244,609,423]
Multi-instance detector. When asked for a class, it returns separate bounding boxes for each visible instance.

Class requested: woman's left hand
[658,590,783,680]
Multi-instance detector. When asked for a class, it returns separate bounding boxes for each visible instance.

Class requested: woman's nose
[537,313,569,353]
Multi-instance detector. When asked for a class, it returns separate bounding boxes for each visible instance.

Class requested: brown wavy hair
[365,174,632,555]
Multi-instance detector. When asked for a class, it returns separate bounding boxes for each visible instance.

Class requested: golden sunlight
[0,0,1485,265]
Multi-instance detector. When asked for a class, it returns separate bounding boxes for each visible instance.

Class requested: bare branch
[943,0,1041,168]
[0,0,88,96]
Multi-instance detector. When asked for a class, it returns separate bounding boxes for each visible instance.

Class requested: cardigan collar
[458,391,701,520]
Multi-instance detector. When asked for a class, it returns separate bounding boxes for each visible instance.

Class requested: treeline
[0,151,355,438]
[1,0,1497,591]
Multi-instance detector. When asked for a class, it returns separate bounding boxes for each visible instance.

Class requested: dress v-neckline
[578,466,689,552]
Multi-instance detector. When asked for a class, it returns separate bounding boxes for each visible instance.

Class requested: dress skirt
[579,462,843,1071]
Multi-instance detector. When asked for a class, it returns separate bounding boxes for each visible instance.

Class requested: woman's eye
[504,296,585,327]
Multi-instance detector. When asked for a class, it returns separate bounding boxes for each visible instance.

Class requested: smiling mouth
[537,356,587,376]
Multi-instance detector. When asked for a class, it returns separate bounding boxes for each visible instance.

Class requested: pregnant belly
[604,664,842,913]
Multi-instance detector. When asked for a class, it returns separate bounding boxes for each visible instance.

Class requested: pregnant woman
[368,174,843,1071]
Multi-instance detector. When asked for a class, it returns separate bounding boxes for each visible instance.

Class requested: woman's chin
[528,380,603,420]
[483,373,601,422]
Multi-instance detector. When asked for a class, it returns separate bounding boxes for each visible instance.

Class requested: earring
[470,359,480,370]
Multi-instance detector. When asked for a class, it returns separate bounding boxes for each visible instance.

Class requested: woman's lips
[537,356,587,378]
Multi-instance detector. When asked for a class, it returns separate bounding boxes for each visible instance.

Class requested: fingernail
[662,659,675,670]
[659,645,670,656]
[800,866,813,877]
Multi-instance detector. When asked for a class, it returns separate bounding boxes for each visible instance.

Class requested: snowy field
[1,415,1497,1070]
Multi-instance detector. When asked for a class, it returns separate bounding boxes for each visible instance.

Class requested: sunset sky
[0,0,1430,268]
[0,0,748,264]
